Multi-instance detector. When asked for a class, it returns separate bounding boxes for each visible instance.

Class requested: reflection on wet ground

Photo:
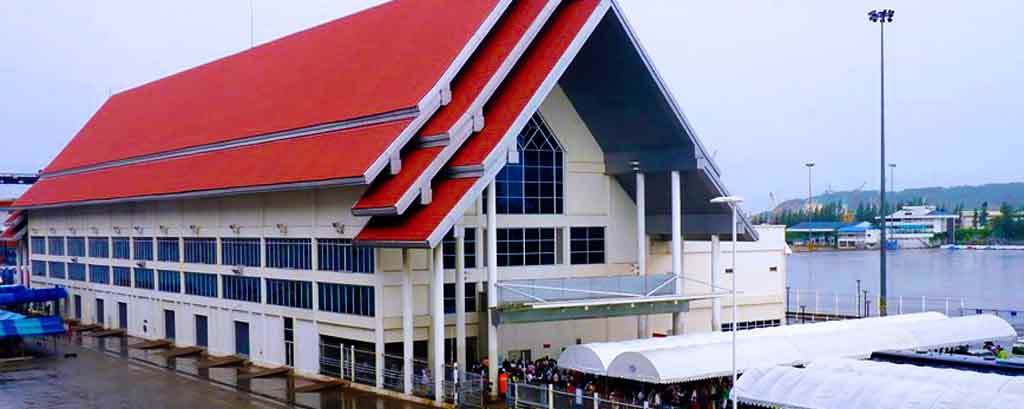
[0,335,430,409]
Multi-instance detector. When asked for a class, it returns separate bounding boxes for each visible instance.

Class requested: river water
[788,249,1024,311]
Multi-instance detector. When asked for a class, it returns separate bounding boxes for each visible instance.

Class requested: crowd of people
[479,356,734,409]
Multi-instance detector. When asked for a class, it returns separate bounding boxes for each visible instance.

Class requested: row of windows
[497,228,558,267]
[318,282,375,316]
[266,278,313,309]
[30,235,374,273]
[722,319,782,332]
[158,270,181,293]
[113,267,131,287]
[185,272,218,298]
[223,275,261,303]
[88,265,109,284]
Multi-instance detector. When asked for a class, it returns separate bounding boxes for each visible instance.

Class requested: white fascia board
[361,0,513,188]
[374,0,563,217]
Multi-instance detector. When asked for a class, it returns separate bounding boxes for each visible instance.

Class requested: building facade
[10,0,785,403]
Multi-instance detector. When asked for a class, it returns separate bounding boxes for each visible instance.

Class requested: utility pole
[869,9,894,316]
[805,162,815,248]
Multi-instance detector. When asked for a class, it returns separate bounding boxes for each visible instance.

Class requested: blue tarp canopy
[0,284,26,294]
[0,286,68,306]
[0,315,65,340]
[0,309,25,320]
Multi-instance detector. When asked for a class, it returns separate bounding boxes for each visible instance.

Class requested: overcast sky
[2,1,1022,212]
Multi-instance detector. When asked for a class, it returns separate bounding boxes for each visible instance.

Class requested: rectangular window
[444,283,477,314]
[222,238,261,267]
[89,265,110,284]
[158,270,181,293]
[497,228,556,267]
[266,238,312,270]
[48,262,66,279]
[67,237,86,257]
[157,238,180,262]
[112,237,130,259]
[88,237,110,258]
[442,228,477,269]
[184,272,218,298]
[223,275,261,303]
[133,237,154,261]
[183,238,217,264]
[266,278,313,309]
[317,239,374,273]
[48,237,65,256]
[570,227,605,265]
[31,260,47,276]
[113,267,132,287]
[134,268,155,290]
[317,282,375,316]
[68,263,86,281]
[31,237,46,255]
[722,319,782,332]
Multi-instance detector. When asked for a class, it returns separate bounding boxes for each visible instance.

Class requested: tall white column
[374,275,385,388]
[486,180,499,399]
[401,249,414,395]
[635,171,647,338]
[710,235,722,331]
[432,245,445,403]
[671,170,685,335]
[455,227,467,382]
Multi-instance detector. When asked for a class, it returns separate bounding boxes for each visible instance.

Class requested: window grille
[67,237,86,257]
[223,275,261,303]
[89,265,110,284]
[266,278,313,309]
[442,228,476,269]
[31,260,47,276]
[222,238,261,267]
[496,228,557,266]
[134,268,155,290]
[113,267,131,287]
[112,237,131,259]
[133,237,154,261]
[317,239,373,273]
[317,282,375,316]
[266,238,312,270]
[157,238,180,262]
[48,262,66,279]
[184,272,218,297]
[88,237,109,258]
[68,263,86,281]
[31,237,46,255]
[158,270,181,293]
[183,237,216,264]
[443,283,477,313]
[48,237,65,256]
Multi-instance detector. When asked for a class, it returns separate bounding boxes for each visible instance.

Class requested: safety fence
[508,382,690,409]
[317,342,484,407]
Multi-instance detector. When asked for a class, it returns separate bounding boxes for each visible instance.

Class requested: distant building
[786,221,849,246]
[884,205,959,248]
[836,222,879,250]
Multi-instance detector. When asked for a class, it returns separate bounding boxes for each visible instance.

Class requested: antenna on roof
[249,0,255,48]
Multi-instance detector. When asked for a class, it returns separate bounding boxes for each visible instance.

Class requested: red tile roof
[355,177,477,245]
[351,0,557,215]
[451,0,600,168]
[44,0,504,174]
[355,0,605,246]
[17,120,411,207]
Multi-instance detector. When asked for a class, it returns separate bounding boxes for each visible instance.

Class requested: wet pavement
[0,335,432,409]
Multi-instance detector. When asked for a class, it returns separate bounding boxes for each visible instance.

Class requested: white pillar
[374,275,385,389]
[402,249,414,395]
[710,235,722,331]
[455,227,467,382]
[486,180,499,399]
[432,245,445,403]
[671,170,685,335]
[635,171,647,338]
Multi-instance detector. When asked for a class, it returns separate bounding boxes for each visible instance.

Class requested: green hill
[773,182,1024,214]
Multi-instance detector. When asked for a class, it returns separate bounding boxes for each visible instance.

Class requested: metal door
[74,295,82,320]
[117,302,128,330]
[195,315,208,347]
[96,299,105,325]
[164,310,176,341]
[234,321,250,357]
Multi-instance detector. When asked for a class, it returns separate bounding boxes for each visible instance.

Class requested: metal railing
[497,273,678,305]
[318,342,473,403]
[786,288,969,321]
[509,383,686,409]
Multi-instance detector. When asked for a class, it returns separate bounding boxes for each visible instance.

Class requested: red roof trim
[351,0,559,216]
[43,0,508,175]
[4,210,23,225]
[15,120,412,208]
[353,0,608,247]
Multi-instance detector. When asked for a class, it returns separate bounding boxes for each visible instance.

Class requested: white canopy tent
[558,312,946,375]
[807,359,1024,396]
[735,362,1024,409]
[599,314,1016,384]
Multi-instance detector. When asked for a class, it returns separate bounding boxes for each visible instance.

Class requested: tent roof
[558,312,946,376]
[735,361,1024,409]
[0,315,65,340]
[600,314,1016,384]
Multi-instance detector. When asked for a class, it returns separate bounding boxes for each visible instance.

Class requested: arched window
[496,113,564,214]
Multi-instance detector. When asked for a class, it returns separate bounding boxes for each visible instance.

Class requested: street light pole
[805,162,815,248]
[711,195,743,409]
[889,163,896,193]
[869,8,894,316]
